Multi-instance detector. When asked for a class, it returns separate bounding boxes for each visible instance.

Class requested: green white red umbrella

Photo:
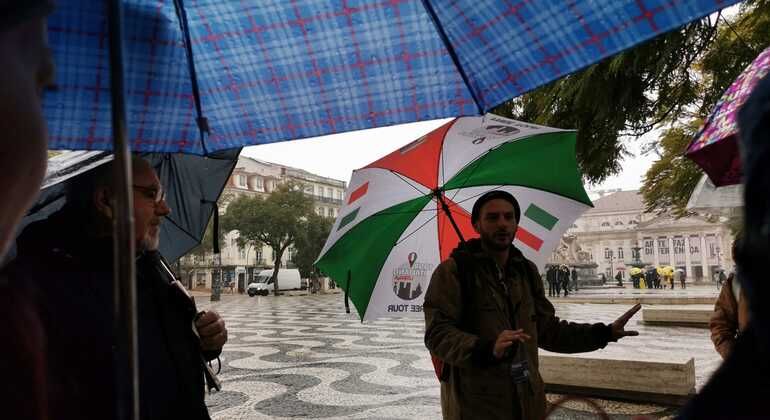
[315,114,593,321]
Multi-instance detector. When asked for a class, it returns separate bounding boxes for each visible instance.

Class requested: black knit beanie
[470,190,521,225]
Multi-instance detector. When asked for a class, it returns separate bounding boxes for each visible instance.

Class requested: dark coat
[3,210,215,420]
[424,239,613,420]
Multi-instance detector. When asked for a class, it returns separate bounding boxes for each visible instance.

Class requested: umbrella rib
[389,169,431,196]
[394,208,439,248]
[446,148,492,203]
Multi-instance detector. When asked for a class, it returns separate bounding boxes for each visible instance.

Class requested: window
[196,273,207,287]
[327,208,334,217]
[255,177,264,192]
[629,220,638,225]
[614,221,623,226]
[317,207,324,216]
[658,238,669,255]
[604,248,613,260]
[239,248,246,259]
[327,187,332,198]
[304,184,313,194]
[601,222,611,227]
[644,239,654,256]
[336,190,343,200]
[237,174,247,187]
[571,224,578,229]
[617,247,624,259]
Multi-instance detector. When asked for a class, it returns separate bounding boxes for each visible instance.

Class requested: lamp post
[211,253,222,302]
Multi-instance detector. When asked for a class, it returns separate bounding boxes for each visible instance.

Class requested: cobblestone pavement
[199,294,719,419]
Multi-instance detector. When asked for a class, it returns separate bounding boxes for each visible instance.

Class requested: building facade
[180,156,346,291]
[567,190,734,282]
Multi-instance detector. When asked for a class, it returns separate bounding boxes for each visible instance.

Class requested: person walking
[570,267,579,292]
[423,190,641,420]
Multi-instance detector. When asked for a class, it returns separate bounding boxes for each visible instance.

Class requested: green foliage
[221,183,314,294]
[293,213,334,278]
[641,1,770,213]
[639,120,703,217]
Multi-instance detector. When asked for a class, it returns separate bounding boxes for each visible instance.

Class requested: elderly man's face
[132,161,171,251]
[0,16,56,258]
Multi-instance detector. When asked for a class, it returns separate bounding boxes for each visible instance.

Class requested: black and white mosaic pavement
[200,294,719,419]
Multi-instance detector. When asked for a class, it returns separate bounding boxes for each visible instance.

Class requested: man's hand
[493,329,531,359]
[195,310,228,351]
[610,304,642,341]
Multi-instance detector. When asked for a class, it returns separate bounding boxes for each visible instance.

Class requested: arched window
[601,222,611,227]
[628,220,638,225]
[614,221,624,226]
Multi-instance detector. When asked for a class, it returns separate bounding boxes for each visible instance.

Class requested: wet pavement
[200,291,721,419]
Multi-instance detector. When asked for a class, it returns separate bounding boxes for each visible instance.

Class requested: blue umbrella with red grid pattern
[44,0,739,155]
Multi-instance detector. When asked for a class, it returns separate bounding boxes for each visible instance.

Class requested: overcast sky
[242,118,660,193]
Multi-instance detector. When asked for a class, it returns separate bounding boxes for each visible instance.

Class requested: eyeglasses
[133,184,166,204]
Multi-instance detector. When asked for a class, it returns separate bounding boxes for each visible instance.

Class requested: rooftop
[585,190,644,214]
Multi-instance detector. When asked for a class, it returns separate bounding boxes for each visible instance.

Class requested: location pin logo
[408,252,417,267]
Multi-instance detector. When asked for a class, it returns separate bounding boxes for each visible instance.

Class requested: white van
[247,269,302,296]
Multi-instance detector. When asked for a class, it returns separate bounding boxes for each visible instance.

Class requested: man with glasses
[6,156,227,419]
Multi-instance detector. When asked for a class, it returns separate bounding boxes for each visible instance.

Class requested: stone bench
[641,307,712,328]
[540,354,696,406]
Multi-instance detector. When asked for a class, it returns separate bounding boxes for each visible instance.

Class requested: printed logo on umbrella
[392,252,433,301]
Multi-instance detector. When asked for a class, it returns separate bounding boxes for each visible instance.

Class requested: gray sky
[242,118,659,192]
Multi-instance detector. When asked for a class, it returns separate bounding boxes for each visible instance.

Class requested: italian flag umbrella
[316,114,593,321]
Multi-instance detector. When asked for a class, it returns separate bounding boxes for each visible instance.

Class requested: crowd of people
[544,264,578,297]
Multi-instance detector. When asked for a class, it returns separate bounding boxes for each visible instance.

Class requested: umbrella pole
[436,192,466,244]
[107,0,139,419]
[344,270,351,314]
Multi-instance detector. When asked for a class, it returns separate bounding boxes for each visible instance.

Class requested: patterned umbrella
[44,0,738,154]
[315,114,592,320]
[686,46,770,186]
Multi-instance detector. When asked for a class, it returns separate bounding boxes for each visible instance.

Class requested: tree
[641,0,770,213]
[293,213,334,279]
[639,120,703,217]
[221,183,314,296]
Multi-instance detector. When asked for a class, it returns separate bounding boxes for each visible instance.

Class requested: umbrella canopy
[629,267,643,276]
[315,114,592,320]
[686,46,770,186]
[18,150,239,262]
[44,0,739,154]
[657,265,674,276]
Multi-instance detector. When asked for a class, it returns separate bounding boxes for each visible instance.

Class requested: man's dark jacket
[3,209,217,419]
[424,239,614,420]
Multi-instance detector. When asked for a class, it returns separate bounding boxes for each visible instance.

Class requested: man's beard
[481,231,512,251]
[139,231,160,252]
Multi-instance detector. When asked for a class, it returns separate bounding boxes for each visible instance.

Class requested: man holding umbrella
[424,190,641,420]
[5,156,228,419]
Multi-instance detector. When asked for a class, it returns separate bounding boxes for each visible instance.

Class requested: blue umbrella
[45,0,739,154]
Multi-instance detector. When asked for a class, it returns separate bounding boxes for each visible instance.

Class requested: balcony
[313,195,342,205]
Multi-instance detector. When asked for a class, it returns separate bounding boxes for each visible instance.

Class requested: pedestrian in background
[710,237,749,359]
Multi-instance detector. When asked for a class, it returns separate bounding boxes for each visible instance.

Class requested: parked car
[247,269,302,296]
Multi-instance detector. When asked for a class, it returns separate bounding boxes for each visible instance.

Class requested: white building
[180,156,347,291]
[568,190,734,282]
